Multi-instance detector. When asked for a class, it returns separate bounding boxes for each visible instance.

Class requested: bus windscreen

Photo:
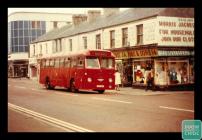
[85,57,100,69]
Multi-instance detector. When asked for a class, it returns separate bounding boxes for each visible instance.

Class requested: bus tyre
[45,79,54,90]
[70,80,78,93]
[98,90,105,94]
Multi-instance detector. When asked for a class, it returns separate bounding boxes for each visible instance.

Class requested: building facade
[8,12,72,78]
[29,8,194,89]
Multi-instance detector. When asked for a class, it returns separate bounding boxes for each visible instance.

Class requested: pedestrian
[145,70,154,91]
[115,70,121,91]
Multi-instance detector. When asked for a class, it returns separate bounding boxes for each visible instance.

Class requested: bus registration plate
[97,85,104,88]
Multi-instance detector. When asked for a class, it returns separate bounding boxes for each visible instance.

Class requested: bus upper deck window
[86,57,100,69]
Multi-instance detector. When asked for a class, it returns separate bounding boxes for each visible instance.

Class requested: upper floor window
[137,24,143,45]
[69,39,72,51]
[96,34,101,49]
[32,21,40,29]
[33,45,35,56]
[110,30,115,48]
[122,28,128,47]
[40,45,42,54]
[83,37,87,49]
[46,43,48,54]
[53,21,58,28]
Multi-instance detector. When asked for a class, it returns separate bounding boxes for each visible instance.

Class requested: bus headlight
[87,78,92,82]
[109,78,113,83]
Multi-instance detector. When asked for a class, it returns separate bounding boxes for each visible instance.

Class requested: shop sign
[113,48,158,59]
[158,50,191,56]
[157,16,194,46]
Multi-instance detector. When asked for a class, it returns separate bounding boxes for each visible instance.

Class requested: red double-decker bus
[39,50,115,93]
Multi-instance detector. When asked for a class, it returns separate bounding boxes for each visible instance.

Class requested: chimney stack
[103,8,120,17]
[72,14,87,26]
[87,10,101,22]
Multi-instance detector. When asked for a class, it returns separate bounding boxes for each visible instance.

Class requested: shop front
[111,45,194,90]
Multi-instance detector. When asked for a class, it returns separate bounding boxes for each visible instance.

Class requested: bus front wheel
[98,90,105,94]
[70,80,78,93]
[45,79,54,90]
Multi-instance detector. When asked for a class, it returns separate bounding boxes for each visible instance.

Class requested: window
[40,45,42,54]
[50,59,55,67]
[137,24,143,45]
[46,60,49,67]
[55,59,60,68]
[59,39,62,52]
[69,39,72,51]
[32,21,40,29]
[41,60,46,68]
[19,21,23,29]
[32,21,36,28]
[86,57,100,69]
[122,28,128,47]
[53,21,58,28]
[71,58,77,67]
[33,45,35,56]
[77,57,84,68]
[64,58,70,68]
[101,58,114,69]
[37,21,40,28]
[46,43,48,54]
[59,59,64,67]
[83,37,87,49]
[96,34,101,49]
[24,21,28,29]
[110,30,115,48]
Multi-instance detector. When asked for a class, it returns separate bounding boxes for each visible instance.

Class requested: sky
[8,8,129,16]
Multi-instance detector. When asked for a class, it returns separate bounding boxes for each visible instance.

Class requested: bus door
[64,58,71,88]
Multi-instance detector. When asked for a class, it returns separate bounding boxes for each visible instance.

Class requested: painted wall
[156,16,194,46]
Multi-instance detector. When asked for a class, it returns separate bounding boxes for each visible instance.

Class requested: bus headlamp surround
[109,78,113,83]
[87,77,92,82]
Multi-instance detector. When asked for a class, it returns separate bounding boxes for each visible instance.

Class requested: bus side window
[77,57,84,68]
[60,58,64,68]
[71,58,76,68]
[50,59,55,67]
[64,58,69,68]
[42,60,46,68]
[46,59,49,67]
[55,59,59,68]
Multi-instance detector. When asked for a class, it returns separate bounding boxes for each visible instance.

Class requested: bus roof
[38,49,115,59]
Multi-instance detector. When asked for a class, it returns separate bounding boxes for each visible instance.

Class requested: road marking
[159,106,194,113]
[8,108,74,132]
[54,92,78,96]
[92,97,132,104]
[31,88,47,93]
[8,103,94,132]
[14,86,26,89]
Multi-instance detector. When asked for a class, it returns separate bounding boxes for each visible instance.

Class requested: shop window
[133,61,153,84]
[167,61,189,84]
[122,28,128,47]
[137,24,143,45]
[96,34,101,49]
